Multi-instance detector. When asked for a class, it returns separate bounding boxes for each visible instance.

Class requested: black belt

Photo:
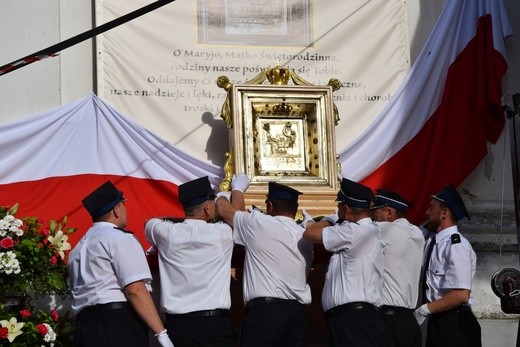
[431,304,472,318]
[379,305,414,316]
[246,297,302,310]
[165,309,229,319]
[325,301,378,320]
[77,302,129,319]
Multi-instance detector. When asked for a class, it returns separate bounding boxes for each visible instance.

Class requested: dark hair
[93,209,112,222]
[394,208,407,219]
[436,199,458,222]
[183,200,211,217]
[348,206,370,217]
[268,199,298,216]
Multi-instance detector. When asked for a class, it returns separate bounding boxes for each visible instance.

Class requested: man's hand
[215,191,231,201]
[299,209,314,227]
[231,173,250,193]
[321,213,339,226]
[414,303,431,325]
[156,329,174,347]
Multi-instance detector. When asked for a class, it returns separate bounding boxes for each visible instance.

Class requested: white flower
[43,323,56,344]
[0,317,25,342]
[47,230,71,259]
[0,251,21,275]
[0,221,7,237]
[0,214,24,237]
[14,227,24,237]
[3,215,14,222]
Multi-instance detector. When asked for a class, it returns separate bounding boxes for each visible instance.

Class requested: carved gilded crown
[266,66,291,85]
[272,102,293,115]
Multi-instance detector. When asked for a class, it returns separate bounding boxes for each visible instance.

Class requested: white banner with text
[97,0,410,168]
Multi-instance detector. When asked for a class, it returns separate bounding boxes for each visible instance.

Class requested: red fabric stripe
[0,174,183,248]
[361,15,507,225]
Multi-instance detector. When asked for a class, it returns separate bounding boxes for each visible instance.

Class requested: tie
[422,236,436,303]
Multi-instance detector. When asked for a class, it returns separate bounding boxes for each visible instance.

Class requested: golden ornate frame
[217,65,341,203]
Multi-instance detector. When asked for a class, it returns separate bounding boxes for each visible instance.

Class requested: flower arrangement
[0,204,76,346]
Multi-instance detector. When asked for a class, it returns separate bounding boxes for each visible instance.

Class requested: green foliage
[0,204,76,346]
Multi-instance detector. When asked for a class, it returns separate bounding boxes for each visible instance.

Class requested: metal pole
[504,93,520,347]
[0,0,175,76]
[505,93,520,260]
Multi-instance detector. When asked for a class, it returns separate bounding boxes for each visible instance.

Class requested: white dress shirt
[424,225,476,305]
[321,217,384,311]
[68,222,152,315]
[145,218,234,314]
[379,218,424,308]
[232,210,314,305]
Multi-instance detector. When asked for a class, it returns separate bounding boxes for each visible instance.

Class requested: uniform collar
[392,218,408,225]
[356,217,374,225]
[183,218,208,225]
[93,221,118,228]
[274,215,296,222]
[435,225,458,242]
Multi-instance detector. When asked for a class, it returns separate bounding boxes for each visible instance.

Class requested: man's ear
[202,201,213,219]
[440,207,449,220]
[265,200,273,213]
[204,201,211,214]
[112,205,120,219]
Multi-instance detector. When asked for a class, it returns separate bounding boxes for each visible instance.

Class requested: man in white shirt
[145,175,249,347]
[304,178,384,347]
[414,184,481,347]
[217,181,314,347]
[68,181,173,347]
[372,189,424,347]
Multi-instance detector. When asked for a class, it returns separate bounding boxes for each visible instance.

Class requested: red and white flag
[0,95,222,247]
[339,0,512,224]
[0,0,512,245]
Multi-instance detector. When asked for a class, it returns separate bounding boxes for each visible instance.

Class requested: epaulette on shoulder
[114,227,133,234]
[451,233,461,244]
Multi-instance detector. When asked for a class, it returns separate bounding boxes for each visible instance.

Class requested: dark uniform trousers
[426,305,481,347]
[73,302,149,347]
[165,309,235,347]
[380,305,422,347]
[325,301,385,347]
[240,297,308,347]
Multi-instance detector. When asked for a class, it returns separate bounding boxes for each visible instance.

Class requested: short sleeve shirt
[379,218,424,308]
[321,217,384,311]
[145,218,234,314]
[233,210,314,304]
[424,225,476,305]
[68,222,151,315]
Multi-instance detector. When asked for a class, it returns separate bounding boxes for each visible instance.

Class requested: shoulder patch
[114,227,133,234]
[451,233,461,244]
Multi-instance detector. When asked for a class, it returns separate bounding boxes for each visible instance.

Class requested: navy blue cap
[432,184,470,221]
[372,189,411,211]
[178,176,215,208]
[267,182,302,201]
[82,181,124,219]
[336,178,374,208]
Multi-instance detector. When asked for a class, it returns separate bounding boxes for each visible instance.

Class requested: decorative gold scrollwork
[217,76,233,129]
[219,152,234,192]
[217,65,342,128]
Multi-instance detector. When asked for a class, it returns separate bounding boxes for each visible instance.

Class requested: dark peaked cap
[267,181,302,201]
[431,184,470,221]
[372,189,411,211]
[82,181,124,219]
[178,176,215,208]
[336,178,374,208]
